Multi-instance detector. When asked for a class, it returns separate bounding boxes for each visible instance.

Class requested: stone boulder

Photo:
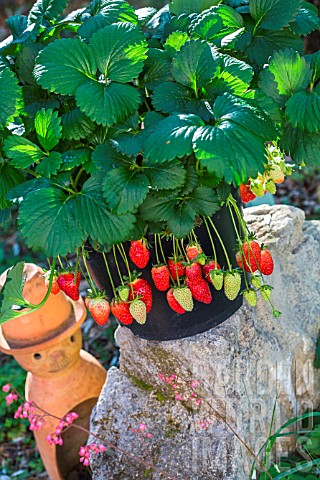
[89,205,320,480]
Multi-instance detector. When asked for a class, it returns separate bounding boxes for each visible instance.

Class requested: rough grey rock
[89,205,320,480]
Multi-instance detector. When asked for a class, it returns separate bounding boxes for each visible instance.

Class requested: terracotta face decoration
[13,329,82,377]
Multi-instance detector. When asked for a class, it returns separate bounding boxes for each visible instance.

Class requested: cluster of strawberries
[153,242,216,314]
[45,234,276,327]
[236,239,274,307]
[240,144,293,204]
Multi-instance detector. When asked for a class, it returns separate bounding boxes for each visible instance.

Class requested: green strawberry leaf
[0,162,25,209]
[179,162,199,195]
[249,0,303,31]
[152,82,192,114]
[3,135,44,168]
[289,3,320,35]
[111,133,144,157]
[172,40,220,92]
[207,53,253,97]
[190,5,244,46]
[0,69,21,130]
[280,125,320,167]
[88,0,138,24]
[164,31,190,58]
[245,31,303,67]
[170,0,221,16]
[60,149,92,171]
[139,48,172,90]
[145,160,186,190]
[144,113,204,163]
[286,91,320,133]
[193,93,278,184]
[185,99,215,122]
[0,263,33,325]
[28,0,68,24]
[76,176,136,246]
[78,14,110,40]
[267,49,312,96]
[166,203,195,238]
[79,1,138,40]
[305,51,320,82]
[259,68,286,105]
[61,108,96,141]
[103,165,149,214]
[139,194,177,222]
[16,43,43,86]
[34,38,97,96]
[92,142,129,170]
[6,15,28,39]
[18,186,85,256]
[89,23,148,83]
[0,262,58,325]
[34,108,62,151]
[75,80,141,126]
[188,186,220,216]
[35,151,62,178]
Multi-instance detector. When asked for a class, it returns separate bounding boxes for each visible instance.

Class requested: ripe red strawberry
[203,260,221,285]
[167,288,186,314]
[186,243,203,261]
[186,262,202,281]
[128,278,153,313]
[186,278,212,304]
[168,258,185,282]
[151,265,170,291]
[129,239,150,269]
[240,184,256,204]
[237,241,261,273]
[260,248,274,275]
[111,300,134,325]
[57,271,81,301]
[86,297,110,326]
[45,272,60,295]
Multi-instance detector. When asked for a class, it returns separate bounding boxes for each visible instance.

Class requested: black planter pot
[87,197,244,342]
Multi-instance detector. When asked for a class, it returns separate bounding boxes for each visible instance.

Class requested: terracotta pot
[0,264,72,349]
[0,263,107,480]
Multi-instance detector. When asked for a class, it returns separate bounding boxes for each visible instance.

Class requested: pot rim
[0,298,86,355]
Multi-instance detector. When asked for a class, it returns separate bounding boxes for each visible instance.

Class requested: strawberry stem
[118,244,132,282]
[74,248,80,286]
[57,256,64,269]
[180,239,187,259]
[191,229,198,243]
[207,217,232,271]
[81,247,98,296]
[173,237,180,286]
[176,239,185,261]
[203,218,218,267]
[117,244,135,298]
[158,234,174,283]
[102,252,116,298]
[46,258,52,269]
[154,234,160,265]
[112,245,124,286]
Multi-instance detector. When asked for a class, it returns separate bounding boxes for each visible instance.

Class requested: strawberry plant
[0,0,319,330]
